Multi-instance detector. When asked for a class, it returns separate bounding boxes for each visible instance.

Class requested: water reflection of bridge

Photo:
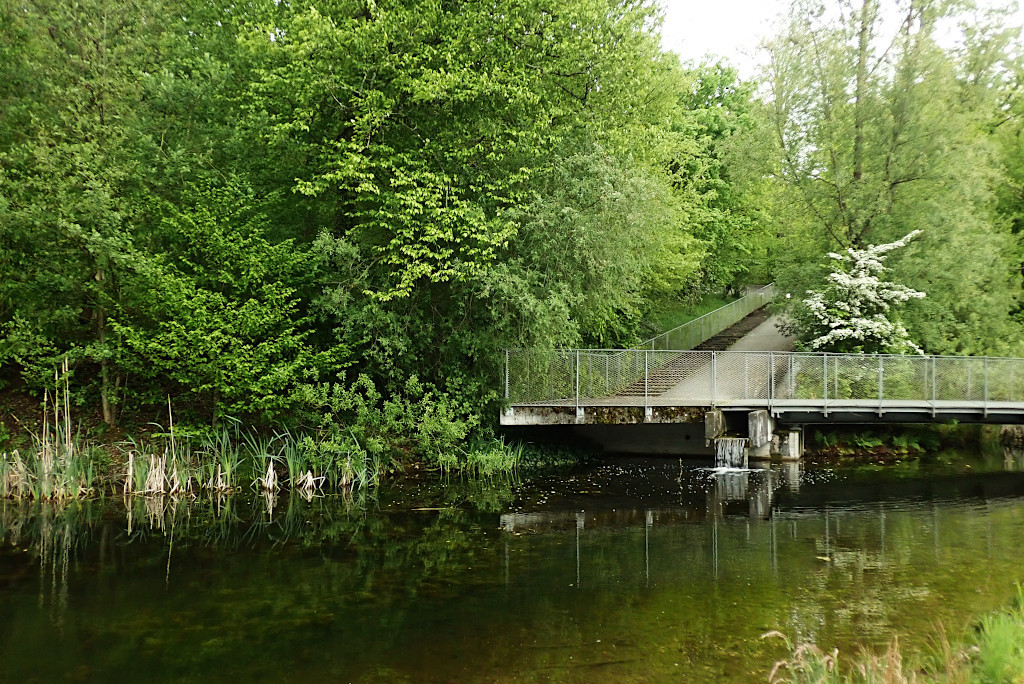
[500,464,799,534]
[498,453,1024,585]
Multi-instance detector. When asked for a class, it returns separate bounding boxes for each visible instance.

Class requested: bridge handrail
[642,284,776,351]
[503,349,1024,411]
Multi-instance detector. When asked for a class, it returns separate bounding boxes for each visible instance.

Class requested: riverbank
[766,585,1024,682]
[0,380,592,500]
[804,424,998,466]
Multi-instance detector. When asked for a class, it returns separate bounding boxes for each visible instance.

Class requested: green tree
[239,0,704,427]
[762,0,1023,355]
[112,180,321,423]
[0,0,170,421]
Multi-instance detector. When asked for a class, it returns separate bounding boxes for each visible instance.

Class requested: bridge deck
[502,349,1024,425]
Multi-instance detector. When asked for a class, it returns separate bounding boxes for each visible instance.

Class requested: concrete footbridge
[500,286,1024,465]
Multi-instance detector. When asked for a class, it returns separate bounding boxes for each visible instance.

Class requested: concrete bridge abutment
[747,410,773,461]
[705,408,804,465]
[778,429,804,461]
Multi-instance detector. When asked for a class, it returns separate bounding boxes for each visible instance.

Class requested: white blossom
[799,231,925,354]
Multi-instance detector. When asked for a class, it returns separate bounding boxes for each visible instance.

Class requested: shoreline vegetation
[0,292,737,501]
[0,379,1009,503]
[1,289,1001,503]
[765,585,1024,683]
[0,351,1012,502]
[0,375,589,501]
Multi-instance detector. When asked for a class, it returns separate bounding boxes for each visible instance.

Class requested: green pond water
[4,451,1024,682]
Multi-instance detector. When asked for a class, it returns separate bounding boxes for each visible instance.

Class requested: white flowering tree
[794,231,926,354]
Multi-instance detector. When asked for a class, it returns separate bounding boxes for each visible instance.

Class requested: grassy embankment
[645,291,739,336]
[765,585,1024,682]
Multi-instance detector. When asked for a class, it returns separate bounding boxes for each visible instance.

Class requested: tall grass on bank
[2,375,574,503]
[439,438,525,476]
[121,422,386,500]
[763,587,1024,682]
[0,363,98,501]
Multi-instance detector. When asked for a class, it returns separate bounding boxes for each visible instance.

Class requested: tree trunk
[853,0,872,185]
[96,269,116,426]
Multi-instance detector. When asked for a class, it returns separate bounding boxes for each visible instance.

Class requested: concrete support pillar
[747,410,774,461]
[779,429,803,461]
[705,409,727,445]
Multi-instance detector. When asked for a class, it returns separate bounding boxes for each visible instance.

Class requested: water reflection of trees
[5,466,1024,681]
[0,477,521,622]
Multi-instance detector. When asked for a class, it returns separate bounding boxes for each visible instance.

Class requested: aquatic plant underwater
[763,585,1024,683]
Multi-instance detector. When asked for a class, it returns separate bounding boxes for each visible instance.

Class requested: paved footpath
[726,316,794,352]
[659,313,795,401]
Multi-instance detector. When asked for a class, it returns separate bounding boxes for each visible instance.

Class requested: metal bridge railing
[643,284,776,351]
[503,349,1024,411]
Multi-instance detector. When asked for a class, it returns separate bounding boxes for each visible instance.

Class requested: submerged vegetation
[764,585,1024,683]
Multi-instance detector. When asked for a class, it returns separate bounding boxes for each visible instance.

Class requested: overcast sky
[659,0,786,77]
[659,0,1024,79]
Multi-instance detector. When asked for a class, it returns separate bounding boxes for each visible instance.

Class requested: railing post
[711,351,717,407]
[744,354,750,399]
[878,356,884,413]
[984,357,989,410]
[575,350,580,410]
[769,351,775,407]
[505,350,510,401]
[823,352,828,402]
[644,350,649,409]
[931,356,937,409]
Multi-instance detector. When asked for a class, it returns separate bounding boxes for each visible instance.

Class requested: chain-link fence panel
[505,349,578,404]
[714,353,772,402]
[577,352,611,401]
[644,285,775,351]
[608,350,646,396]
[880,356,930,401]
[767,353,789,400]
[784,353,826,400]
[653,351,713,403]
[933,357,987,401]
[987,358,1024,402]
[826,355,877,400]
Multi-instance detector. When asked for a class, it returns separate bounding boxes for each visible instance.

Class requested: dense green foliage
[0,0,759,462]
[2,0,1024,464]
[758,0,1024,355]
